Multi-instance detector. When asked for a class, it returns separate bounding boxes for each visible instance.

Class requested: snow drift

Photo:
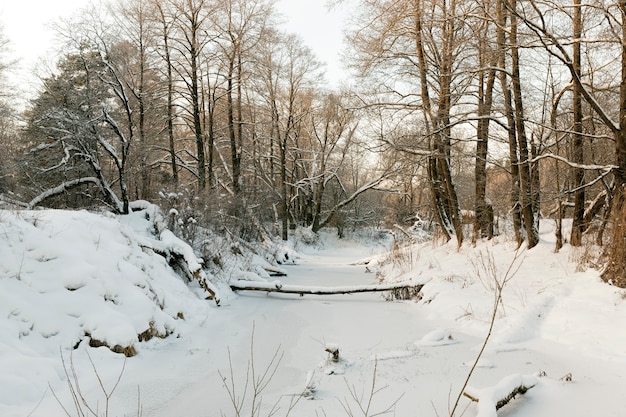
[0,204,217,408]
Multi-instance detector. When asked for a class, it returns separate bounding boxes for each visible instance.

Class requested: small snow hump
[325,342,340,362]
[414,329,459,347]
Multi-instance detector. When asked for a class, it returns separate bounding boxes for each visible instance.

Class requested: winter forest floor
[2,209,626,417]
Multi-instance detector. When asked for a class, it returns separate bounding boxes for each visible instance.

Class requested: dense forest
[1,0,625,284]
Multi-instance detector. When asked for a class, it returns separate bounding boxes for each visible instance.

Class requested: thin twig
[449,249,524,417]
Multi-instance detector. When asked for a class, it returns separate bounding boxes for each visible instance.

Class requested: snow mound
[415,329,459,347]
[0,207,212,407]
[465,373,539,417]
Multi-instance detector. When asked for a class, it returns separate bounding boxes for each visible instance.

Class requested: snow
[465,373,540,417]
[1,211,626,416]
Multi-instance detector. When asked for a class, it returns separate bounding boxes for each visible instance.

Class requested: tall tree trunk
[166,48,178,185]
[570,0,585,246]
[190,39,206,190]
[207,89,216,189]
[474,17,497,242]
[280,137,289,240]
[414,0,463,244]
[137,3,149,199]
[496,0,523,246]
[510,0,539,248]
[156,1,178,184]
[602,3,626,284]
[227,54,240,195]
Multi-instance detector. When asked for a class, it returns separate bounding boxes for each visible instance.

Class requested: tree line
[2,0,389,241]
[1,0,626,284]
[345,0,626,284]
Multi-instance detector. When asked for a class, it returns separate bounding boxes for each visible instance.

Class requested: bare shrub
[569,234,603,273]
[339,360,403,417]
[50,350,141,417]
[219,325,302,417]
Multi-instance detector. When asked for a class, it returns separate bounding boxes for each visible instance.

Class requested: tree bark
[510,0,539,248]
[497,0,523,246]
[414,0,463,245]
[230,280,424,297]
[570,0,585,246]
[474,12,497,242]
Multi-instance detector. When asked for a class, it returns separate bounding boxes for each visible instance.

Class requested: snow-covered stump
[325,343,340,362]
[463,374,539,417]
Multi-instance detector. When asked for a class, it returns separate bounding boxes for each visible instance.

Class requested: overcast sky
[1,0,349,95]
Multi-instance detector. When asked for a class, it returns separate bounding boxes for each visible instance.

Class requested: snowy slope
[0,206,216,413]
[2,213,626,417]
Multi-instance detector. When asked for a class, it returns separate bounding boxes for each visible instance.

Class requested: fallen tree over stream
[229,280,424,297]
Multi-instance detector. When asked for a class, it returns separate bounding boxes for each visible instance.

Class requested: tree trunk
[510,0,539,248]
[227,53,241,195]
[474,19,497,242]
[190,38,206,190]
[230,280,424,297]
[496,0,523,246]
[156,1,177,184]
[602,5,626,284]
[414,0,463,245]
[137,12,149,200]
[570,0,585,246]
[165,38,178,184]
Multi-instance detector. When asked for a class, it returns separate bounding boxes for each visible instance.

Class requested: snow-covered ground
[1,209,625,417]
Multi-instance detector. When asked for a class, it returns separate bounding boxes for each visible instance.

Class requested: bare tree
[213,0,274,197]
[153,0,180,184]
[509,0,626,280]
[171,0,216,190]
[473,0,497,242]
[255,30,320,239]
[346,0,471,244]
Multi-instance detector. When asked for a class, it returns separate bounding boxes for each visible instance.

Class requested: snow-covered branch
[530,152,617,172]
[27,177,101,209]
[313,173,390,232]
[463,373,539,417]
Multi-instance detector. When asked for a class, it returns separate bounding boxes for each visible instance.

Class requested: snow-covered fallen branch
[229,280,424,297]
[130,201,221,305]
[463,373,539,417]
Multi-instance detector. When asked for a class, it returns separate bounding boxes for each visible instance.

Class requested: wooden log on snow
[229,280,424,297]
[463,374,539,416]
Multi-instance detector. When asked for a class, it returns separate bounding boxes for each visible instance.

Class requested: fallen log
[463,374,539,417]
[229,280,424,297]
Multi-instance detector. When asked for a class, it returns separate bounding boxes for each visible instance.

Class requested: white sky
[1,0,349,96]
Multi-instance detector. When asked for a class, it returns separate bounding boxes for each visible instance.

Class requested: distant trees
[8,0,626,285]
[12,0,383,241]
[0,23,17,194]
[343,0,620,252]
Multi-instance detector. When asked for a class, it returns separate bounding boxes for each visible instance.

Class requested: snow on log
[229,280,424,297]
[463,374,539,417]
[130,201,221,305]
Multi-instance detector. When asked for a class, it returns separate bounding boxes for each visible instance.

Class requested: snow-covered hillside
[1,209,625,417]
[0,205,221,412]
